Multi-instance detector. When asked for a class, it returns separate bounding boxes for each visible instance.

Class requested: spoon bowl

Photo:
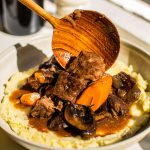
[19,0,120,69]
[53,10,120,69]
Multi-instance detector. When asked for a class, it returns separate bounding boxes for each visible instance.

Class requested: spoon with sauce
[19,0,120,69]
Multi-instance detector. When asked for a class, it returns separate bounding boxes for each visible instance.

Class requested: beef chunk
[95,101,112,121]
[39,56,62,70]
[45,86,54,97]
[94,72,140,119]
[96,101,109,112]
[28,76,41,90]
[125,85,141,103]
[52,97,64,112]
[30,97,55,118]
[28,69,53,90]
[67,51,105,81]
[107,94,129,116]
[112,72,141,103]
[95,111,112,121]
[30,96,64,119]
[113,72,136,90]
[28,57,63,91]
[28,63,60,90]
[39,85,54,97]
[53,71,88,103]
[48,114,68,131]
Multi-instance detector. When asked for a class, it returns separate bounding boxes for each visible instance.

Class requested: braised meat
[19,51,142,139]
[112,72,141,103]
[48,114,68,131]
[95,111,112,121]
[39,85,54,97]
[27,76,41,90]
[125,85,141,104]
[28,70,52,90]
[94,72,140,122]
[28,68,56,90]
[52,98,64,112]
[53,71,89,103]
[96,101,109,112]
[39,56,62,70]
[28,58,62,90]
[107,94,129,116]
[67,51,105,81]
[30,97,55,118]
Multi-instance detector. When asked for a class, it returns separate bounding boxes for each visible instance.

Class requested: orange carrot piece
[76,75,112,111]
[34,72,45,83]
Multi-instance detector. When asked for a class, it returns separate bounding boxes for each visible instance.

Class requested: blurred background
[0,0,150,150]
[0,0,150,47]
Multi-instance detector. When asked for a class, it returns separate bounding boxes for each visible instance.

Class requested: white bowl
[0,36,150,150]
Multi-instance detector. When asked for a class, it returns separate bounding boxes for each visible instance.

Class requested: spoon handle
[18,0,58,27]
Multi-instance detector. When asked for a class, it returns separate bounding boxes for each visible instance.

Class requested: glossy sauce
[96,116,130,136]
[55,129,72,137]
[29,118,71,137]
[9,89,30,109]
[10,91,130,137]
[28,115,130,137]
[29,118,48,132]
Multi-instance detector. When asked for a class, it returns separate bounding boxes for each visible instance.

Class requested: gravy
[29,118,71,137]
[9,89,30,109]
[55,129,72,137]
[10,91,130,137]
[96,116,130,136]
[29,118,48,132]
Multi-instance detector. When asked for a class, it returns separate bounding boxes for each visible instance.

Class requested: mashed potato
[0,61,150,149]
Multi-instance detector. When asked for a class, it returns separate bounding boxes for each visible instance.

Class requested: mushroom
[64,103,95,131]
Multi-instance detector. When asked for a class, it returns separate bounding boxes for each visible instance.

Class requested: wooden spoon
[19,0,120,69]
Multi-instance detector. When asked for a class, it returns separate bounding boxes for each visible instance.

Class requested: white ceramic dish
[0,36,150,150]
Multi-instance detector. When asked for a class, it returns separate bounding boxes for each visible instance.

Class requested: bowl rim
[0,37,150,150]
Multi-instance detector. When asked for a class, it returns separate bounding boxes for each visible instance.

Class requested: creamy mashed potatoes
[0,61,150,148]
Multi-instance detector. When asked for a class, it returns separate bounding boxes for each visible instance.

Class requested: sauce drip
[96,116,130,136]
[9,89,30,109]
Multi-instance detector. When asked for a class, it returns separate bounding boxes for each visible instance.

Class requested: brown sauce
[10,90,130,137]
[55,129,72,137]
[29,118,48,132]
[28,115,130,137]
[9,89,30,109]
[29,118,71,137]
[96,116,130,136]
[9,89,72,136]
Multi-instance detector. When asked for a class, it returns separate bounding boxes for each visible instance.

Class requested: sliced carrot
[34,72,45,83]
[76,75,112,111]
[20,92,40,106]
